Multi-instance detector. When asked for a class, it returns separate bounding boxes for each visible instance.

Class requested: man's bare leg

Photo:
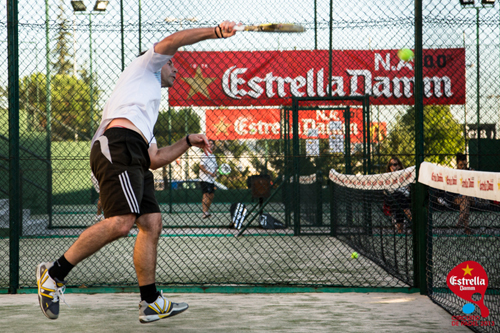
[134,213,162,286]
[136,212,188,322]
[65,214,136,265]
[202,193,215,216]
[456,196,471,234]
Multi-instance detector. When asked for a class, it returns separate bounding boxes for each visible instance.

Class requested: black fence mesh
[427,183,500,332]
[1,0,500,330]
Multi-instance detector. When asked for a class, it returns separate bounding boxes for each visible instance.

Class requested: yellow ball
[397,48,414,62]
[351,252,359,259]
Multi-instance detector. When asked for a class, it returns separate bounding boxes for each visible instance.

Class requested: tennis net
[328,166,416,286]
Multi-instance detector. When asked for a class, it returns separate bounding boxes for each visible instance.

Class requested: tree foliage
[19,72,99,140]
[380,105,464,167]
[13,1,102,141]
[154,108,201,147]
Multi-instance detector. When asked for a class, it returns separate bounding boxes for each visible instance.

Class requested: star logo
[462,264,474,276]
[181,67,217,99]
[214,118,231,136]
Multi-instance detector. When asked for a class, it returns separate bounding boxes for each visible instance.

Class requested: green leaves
[381,105,465,168]
[154,107,201,147]
[18,72,100,140]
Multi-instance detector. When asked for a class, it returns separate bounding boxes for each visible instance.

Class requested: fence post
[7,0,20,294]
[414,0,428,295]
[292,98,300,236]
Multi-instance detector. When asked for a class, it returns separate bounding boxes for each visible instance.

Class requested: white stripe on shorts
[118,171,140,214]
[96,136,112,163]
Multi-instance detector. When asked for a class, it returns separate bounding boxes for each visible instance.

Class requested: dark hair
[456,152,467,162]
[137,50,147,57]
[386,156,404,173]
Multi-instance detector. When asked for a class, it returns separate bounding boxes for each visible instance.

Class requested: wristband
[214,26,221,39]
[217,25,226,39]
[186,135,192,147]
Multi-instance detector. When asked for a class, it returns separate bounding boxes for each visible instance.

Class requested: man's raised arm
[155,21,238,56]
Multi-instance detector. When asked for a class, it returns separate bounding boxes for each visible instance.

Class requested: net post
[412,182,428,295]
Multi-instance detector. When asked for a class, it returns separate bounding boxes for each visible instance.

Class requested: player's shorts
[91,172,100,193]
[200,181,215,194]
[90,127,160,219]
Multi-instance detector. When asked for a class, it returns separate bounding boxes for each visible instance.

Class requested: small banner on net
[329,166,416,190]
[418,162,500,201]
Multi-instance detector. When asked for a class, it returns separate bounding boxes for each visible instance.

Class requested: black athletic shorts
[90,127,160,219]
[200,181,215,194]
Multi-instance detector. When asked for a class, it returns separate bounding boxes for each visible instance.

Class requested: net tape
[419,162,500,202]
[329,166,416,190]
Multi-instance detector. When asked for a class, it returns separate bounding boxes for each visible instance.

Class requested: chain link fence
[1,0,500,331]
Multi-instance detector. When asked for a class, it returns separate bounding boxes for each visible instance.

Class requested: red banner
[206,108,386,142]
[170,49,465,107]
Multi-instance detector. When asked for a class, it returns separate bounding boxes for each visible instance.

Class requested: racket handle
[233,25,246,31]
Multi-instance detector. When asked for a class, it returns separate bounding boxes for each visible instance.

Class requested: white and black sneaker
[36,262,67,319]
[138,291,188,323]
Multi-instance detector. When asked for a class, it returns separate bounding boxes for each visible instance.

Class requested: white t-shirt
[200,153,218,183]
[91,45,173,146]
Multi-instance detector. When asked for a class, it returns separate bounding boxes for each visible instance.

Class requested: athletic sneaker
[36,262,67,319]
[437,197,450,208]
[138,291,189,323]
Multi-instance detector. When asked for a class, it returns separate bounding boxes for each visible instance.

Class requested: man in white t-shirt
[37,21,238,323]
[199,140,217,218]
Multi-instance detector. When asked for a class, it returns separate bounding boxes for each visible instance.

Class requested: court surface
[0,292,470,332]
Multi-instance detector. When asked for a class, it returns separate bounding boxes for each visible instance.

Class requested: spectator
[436,153,472,235]
[199,139,217,219]
[384,157,411,234]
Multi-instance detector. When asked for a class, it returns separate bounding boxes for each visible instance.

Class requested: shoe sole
[36,263,58,320]
[139,304,189,323]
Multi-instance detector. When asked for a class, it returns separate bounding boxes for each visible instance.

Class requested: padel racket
[218,163,231,175]
[234,23,305,33]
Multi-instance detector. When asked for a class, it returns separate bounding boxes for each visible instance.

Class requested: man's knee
[108,214,136,238]
[136,213,162,235]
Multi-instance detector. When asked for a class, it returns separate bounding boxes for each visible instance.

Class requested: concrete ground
[0,292,471,333]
